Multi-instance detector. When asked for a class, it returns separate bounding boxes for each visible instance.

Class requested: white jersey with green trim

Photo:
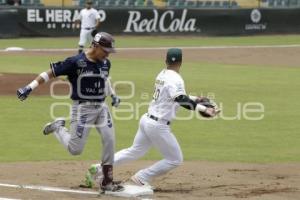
[148,69,186,122]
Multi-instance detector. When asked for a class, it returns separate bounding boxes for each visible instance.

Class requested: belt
[147,114,170,125]
[78,100,103,104]
[83,27,95,30]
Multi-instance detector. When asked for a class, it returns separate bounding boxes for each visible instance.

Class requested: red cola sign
[124,9,199,33]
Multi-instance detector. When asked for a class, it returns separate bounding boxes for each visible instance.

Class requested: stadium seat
[213,1,221,7]
[106,0,117,6]
[289,0,299,6]
[203,1,212,7]
[185,0,195,7]
[281,0,288,6]
[222,0,230,7]
[268,0,275,7]
[116,0,128,6]
[176,0,185,7]
[230,0,238,7]
[196,0,204,7]
[33,0,42,6]
[146,0,153,6]
[274,0,281,6]
[127,0,136,6]
[167,0,177,6]
[78,0,85,6]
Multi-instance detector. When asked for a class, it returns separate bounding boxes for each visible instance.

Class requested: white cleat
[43,118,65,135]
[130,175,150,186]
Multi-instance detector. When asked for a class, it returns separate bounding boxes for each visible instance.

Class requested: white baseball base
[104,184,154,197]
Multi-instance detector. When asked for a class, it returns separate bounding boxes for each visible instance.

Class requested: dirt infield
[0,161,299,200]
[1,47,300,199]
[0,73,70,96]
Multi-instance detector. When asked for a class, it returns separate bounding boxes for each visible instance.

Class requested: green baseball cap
[166,48,182,64]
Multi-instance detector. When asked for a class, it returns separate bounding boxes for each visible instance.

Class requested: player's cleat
[101,182,124,192]
[85,164,103,188]
[130,175,150,186]
[43,118,65,135]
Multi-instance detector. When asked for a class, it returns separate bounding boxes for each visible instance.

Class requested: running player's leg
[135,124,183,183]
[53,102,97,155]
[95,104,115,166]
[114,114,152,166]
[95,103,123,189]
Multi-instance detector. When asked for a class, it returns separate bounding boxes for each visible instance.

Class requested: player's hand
[197,97,221,118]
[111,95,121,107]
[91,29,98,37]
[17,86,32,101]
[203,107,221,117]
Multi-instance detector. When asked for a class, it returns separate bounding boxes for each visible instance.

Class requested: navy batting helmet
[92,32,116,53]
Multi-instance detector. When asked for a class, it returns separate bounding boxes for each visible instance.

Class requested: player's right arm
[16,70,54,101]
[74,10,83,28]
[17,57,74,101]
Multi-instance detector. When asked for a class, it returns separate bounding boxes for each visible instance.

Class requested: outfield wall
[1,7,300,38]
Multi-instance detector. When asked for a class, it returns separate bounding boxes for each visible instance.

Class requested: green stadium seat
[127,0,136,6]
[289,0,299,6]
[136,0,145,6]
[176,0,185,7]
[146,0,153,6]
[116,0,128,6]
[222,0,230,7]
[268,0,275,7]
[230,0,238,7]
[204,1,212,7]
[213,1,221,7]
[167,0,177,6]
[106,0,116,6]
[196,0,204,7]
[185,0,195,7]
[281,0,289,6]
[78,0,85,6]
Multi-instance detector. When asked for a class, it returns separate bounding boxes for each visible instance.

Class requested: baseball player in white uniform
[85,48,220,188]
[75,0,101,54]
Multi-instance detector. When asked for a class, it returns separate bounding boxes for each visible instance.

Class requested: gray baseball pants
[53,101,115,165]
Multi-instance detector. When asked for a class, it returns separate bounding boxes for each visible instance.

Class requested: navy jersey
[50,53,110,101]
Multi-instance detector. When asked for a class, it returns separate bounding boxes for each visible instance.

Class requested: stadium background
[0,0,300,199]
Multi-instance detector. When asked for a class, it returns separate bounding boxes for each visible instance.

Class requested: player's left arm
[105,60,120,107]
[170,80,218,117]
[105,77,120,107]
[174,95,219,117]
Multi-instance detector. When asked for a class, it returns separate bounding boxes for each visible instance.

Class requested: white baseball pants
[78,28,93,47]
[114,114,183,183]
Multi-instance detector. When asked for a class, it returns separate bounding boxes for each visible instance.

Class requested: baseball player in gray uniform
[75,0,101,54]
[85,48,220,188]
[17,32,124,192]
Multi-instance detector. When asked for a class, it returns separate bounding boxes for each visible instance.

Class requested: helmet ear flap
[91,42,98,48]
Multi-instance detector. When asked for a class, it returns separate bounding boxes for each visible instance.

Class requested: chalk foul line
[0,182,98,195]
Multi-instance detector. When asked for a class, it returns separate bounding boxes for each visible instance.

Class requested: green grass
[1,51,300,163]
[1,35,300,49]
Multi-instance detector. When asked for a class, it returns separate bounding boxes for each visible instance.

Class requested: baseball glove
[196,97,220,118]
[91,29,99,37]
